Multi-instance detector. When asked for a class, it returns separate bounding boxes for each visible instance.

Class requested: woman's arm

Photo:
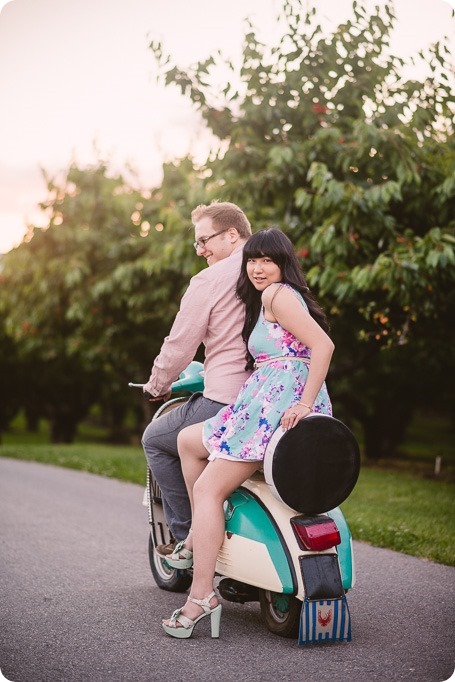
[262,284,335,429]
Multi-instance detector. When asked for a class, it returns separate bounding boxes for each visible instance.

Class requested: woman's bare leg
[163,458,259,624]
[191,458,260,595]
[177,423,210,533]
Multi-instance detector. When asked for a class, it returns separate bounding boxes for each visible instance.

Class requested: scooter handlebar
[128,360,205,396]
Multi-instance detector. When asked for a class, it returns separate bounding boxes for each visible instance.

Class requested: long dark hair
[236,228,330,370]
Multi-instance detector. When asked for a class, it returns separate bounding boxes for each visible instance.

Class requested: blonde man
[142,202,252,553]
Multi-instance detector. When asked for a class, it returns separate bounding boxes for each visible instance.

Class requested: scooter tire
[148,534,192,593]
[259,589,301,638]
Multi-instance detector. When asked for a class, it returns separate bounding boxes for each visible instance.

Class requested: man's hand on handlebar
[143,390,172,403]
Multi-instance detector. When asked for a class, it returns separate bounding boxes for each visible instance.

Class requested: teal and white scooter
[132,362,360,644]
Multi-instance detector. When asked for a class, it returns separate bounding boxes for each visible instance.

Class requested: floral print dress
[202,285,332,462]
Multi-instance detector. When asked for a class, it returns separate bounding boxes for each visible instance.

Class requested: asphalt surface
[0,457,454,682]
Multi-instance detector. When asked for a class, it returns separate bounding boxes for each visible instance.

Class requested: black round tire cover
[265,415,360,514]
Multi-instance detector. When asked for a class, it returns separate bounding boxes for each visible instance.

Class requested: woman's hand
[280,403,312,430]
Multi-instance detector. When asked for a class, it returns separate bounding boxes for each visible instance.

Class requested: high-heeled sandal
[165,534,193,569]
[162,591,222,639]
[164,539,193,569]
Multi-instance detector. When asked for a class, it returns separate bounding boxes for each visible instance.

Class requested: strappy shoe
[164,539,193,569]
[162,591,222,639]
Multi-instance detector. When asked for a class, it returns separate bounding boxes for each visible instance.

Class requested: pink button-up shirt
[144,247,250,404]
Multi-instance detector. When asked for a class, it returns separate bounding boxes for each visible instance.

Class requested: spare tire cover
[263,414,360,514]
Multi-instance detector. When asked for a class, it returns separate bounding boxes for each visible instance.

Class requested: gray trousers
[141,392,226,541]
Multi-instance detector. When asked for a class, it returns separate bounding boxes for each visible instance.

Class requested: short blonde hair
[191,201,252,239]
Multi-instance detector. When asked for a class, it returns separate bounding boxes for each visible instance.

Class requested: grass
[0,443,146,485]
[340,467,454,566]
[1,409,454,567]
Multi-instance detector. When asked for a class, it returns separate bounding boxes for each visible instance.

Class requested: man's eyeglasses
[193,229,228,251]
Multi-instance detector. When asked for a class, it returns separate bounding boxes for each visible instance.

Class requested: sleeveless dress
[202,285,332,461]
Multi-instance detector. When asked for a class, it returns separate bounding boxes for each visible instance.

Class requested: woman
[162,227,335,639]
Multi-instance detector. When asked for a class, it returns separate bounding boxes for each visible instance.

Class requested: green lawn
[340,466,454,566]
[0,443,146,485]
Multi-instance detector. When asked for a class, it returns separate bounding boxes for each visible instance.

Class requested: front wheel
[259,589,301,638]
[148,534,192,593]
[147,396,192,593]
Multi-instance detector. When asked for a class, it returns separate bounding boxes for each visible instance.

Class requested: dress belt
[254,356,311,369]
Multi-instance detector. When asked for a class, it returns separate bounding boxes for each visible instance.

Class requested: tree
[151,0,455,457]
[0,155,213,441]
[0,306,22,442]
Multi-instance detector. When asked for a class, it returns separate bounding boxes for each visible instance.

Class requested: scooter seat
[263,414,360,514]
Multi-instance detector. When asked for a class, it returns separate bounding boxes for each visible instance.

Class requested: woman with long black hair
[162,228,335,639]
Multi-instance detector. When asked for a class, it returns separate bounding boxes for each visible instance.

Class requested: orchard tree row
[1,1,454,456]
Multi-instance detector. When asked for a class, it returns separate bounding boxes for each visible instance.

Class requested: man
[142,201,252,555]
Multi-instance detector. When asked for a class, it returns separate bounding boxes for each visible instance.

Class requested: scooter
[130,362,360,644]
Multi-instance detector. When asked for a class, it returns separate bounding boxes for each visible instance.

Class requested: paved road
[0,457,454,682]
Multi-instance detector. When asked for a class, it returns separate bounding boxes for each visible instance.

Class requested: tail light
[291,514,341,551]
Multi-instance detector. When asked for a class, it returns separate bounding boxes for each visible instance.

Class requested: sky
[0,0,454,253]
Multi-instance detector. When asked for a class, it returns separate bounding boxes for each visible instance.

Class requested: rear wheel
[259,589,301,638]
[148,534,192,592]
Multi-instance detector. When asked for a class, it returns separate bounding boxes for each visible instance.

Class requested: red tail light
[291,515,341,551]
